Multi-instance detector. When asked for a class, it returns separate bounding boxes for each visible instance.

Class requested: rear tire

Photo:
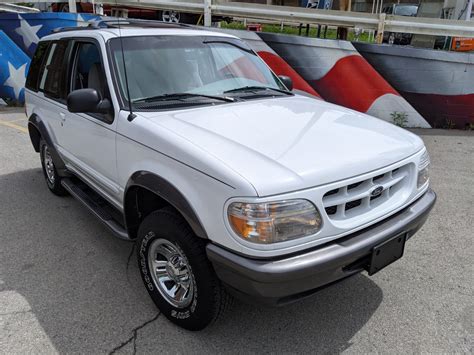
[159,10,181,23]
[137,207,233,331]
[40,139,67,196]
[388,33,396,45]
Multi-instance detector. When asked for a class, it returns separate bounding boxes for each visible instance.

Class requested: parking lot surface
[0,107,473,354]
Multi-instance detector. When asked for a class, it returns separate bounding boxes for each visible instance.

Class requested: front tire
[40,140,67,196]
[137,208,232,330]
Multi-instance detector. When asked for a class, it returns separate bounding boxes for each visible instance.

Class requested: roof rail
[52,18,193,34]
[96,18,193,28]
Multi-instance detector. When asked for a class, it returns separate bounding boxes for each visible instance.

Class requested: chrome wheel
[162,10,180,23]
[43,146,55,184]
[148,238,194,308]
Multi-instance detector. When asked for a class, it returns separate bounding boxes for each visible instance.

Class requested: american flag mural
[258,32,431,128]
[0,12,100,104]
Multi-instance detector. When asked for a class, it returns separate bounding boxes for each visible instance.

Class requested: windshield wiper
[202,40,254,53]
[224,86,292,95]
[133,92,235,104]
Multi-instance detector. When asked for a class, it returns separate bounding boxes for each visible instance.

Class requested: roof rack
[52,18,193,34]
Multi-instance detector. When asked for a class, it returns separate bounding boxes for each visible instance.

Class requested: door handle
[60,112,66,126]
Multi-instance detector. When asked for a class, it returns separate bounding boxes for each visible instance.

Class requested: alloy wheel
[148,238,194,308]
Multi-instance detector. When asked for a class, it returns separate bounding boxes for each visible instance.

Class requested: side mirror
[278,75,293,91]
[67,88,111,114]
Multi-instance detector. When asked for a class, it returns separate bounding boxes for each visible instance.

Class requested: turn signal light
[228,199,322,244]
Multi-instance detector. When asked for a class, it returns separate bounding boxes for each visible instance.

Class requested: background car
[382,3,419,45]
[51,1,230,24]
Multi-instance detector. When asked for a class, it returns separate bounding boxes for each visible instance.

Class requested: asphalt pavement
[0,107,472,354]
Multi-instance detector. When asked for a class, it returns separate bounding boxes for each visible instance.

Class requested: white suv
[25,20,436,330]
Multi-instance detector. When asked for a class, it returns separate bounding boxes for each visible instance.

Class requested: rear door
[35,40,70,150]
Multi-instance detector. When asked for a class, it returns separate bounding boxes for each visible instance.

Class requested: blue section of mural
[0,31,31,103]
[0,12,101,104]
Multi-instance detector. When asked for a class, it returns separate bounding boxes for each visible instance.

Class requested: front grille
[323,164,410,220]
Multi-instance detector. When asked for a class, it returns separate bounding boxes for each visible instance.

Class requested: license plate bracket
[368,233,406,276]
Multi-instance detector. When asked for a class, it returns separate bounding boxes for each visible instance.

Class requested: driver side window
[70,41,111,120]
[72,42,104,96]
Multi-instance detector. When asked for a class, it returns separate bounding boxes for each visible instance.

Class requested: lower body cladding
[207,189,436,306]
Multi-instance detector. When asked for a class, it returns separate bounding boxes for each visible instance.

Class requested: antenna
[115,7,136,122]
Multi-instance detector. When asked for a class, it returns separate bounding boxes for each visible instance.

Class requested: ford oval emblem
[371,186,384,198]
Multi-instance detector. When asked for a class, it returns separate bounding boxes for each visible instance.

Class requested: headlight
[417,149,430,188]
[227,199,322,244]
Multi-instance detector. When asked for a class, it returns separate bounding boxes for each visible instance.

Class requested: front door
[60,40,121,208]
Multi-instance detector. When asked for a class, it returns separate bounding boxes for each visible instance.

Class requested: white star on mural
[14,15,43,49]
[3,62,27,100]
[77,14,95,27]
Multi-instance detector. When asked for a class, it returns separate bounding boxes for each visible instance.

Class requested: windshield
[394,5,418,16]
[109,35,287,109]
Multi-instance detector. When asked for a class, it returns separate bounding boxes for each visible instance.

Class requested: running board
[61,178,130,240]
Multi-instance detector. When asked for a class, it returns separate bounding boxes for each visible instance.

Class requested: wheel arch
[124,171,208,240]
[28,114,68,176]
[28,118,41,153]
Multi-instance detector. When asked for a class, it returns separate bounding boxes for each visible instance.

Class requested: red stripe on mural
[220,56,268,83]
[401,92,474,128]
[311,55,399,113]
[257,51,322,98]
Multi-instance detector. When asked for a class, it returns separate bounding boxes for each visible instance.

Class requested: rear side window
[38,40,69,100]
[25,41,50,92]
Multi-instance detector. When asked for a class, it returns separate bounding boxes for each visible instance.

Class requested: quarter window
[25,41,50,92]
[38,40,68,99]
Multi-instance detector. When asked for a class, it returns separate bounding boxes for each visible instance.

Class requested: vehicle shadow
[409,128,474,137]
[209,275,382,353]
[0,168,383,353]
[137,271,384,353]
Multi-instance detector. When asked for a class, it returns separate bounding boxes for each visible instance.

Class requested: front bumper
[207,189,436,305]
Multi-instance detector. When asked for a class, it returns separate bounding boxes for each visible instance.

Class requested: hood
[142,96,424,196]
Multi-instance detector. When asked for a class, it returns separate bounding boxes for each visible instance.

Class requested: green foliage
[221,22,372,42]
[444,118,456,129]
[391,111,409,127]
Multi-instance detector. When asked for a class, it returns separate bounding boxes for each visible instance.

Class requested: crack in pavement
[0,309,32,316]
[109,312,160,355]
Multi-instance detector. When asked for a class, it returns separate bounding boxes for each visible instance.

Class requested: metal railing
[1,0,473,38]
[108,0,474,38]
[0,2,40,12]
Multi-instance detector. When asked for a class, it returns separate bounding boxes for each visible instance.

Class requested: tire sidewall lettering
[139,230,199,320]
[139,231,155,291]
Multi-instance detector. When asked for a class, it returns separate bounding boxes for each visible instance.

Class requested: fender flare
[28,114,68,176]
[124,171,208,239]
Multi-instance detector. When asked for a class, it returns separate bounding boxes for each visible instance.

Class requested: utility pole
[204,0,212,26]
[68,0,77,13]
